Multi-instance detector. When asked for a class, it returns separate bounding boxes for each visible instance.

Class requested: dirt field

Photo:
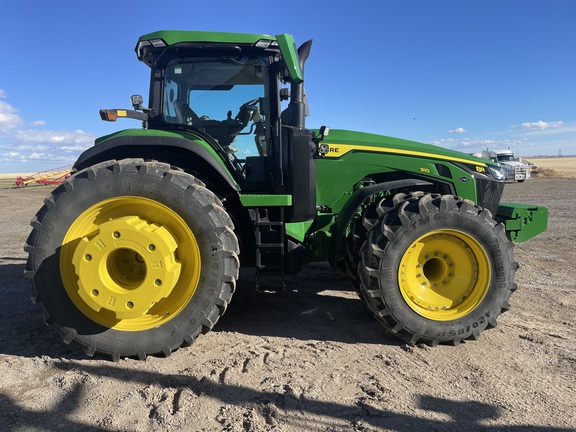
[1,178,575,432]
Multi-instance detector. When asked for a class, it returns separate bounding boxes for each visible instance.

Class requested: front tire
[359,193,517,345]
[25,159,239,360]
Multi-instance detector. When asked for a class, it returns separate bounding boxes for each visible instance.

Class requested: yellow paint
[60,196,200,331]
[398,229,491,321]
[323,143,486,166]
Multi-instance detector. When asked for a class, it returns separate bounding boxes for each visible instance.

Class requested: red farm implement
[15,165,72,187]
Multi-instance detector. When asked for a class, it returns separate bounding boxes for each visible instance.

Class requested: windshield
[497,154,515,162]
[163,57,269,158]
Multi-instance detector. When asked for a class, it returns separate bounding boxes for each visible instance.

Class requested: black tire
[359,192,517,346]
[344,201,381,296]
[344,192,429,296]
[25,159,239,360]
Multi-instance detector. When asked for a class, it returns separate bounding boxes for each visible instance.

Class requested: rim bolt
[149,244,156,251]
[113,231,121,238]
[127,301,134,309]
[92,289,99,296]
[155,279,162,286]
[85,254,92,261]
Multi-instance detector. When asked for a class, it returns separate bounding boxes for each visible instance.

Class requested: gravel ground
[0,179,575,432]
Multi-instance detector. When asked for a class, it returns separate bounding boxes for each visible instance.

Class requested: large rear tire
[25,159,239,360]
[359,193,517,345]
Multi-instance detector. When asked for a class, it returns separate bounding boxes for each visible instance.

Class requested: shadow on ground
[0,261,396,359]
[1,361,572,432]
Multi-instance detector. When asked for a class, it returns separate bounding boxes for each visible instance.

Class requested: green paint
[315,130,481,213]
[275,34,303,83]
[496,203,549,242]
[285,221,314,242]
[137,30,275,47]
[95,128,236,183]
[239,194,292,207]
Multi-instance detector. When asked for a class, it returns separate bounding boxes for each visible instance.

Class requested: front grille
[475,178,504,216]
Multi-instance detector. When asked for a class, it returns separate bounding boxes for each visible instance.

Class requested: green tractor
[25,31,548,360]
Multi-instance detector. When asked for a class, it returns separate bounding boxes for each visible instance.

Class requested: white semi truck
[475,149,530,182]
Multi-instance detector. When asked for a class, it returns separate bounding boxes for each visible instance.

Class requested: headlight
[488,166,506,181]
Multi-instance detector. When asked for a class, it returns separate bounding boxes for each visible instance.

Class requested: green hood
[321,129,492,167]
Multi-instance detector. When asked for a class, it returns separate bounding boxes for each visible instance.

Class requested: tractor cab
[156,55,271,170]
[130,31,318,217]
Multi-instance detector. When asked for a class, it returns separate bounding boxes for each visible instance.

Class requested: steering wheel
[234,98,260,127]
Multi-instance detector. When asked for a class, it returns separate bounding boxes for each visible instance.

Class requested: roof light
[136,40,151,60]
[255,39,272,48]
[150,38,166,48]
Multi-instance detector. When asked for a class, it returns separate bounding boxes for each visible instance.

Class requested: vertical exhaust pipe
[289,40,312,128]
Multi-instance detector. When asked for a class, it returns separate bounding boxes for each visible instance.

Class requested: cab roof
[135,30,302,83]
[137,30,276,46]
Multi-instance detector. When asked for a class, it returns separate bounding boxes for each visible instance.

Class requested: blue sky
[1,0,574,173]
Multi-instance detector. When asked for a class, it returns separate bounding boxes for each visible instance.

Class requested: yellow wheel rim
[60,197,201,331]
[398,229,490,321]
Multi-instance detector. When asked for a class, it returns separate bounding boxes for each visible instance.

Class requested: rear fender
[74,134,239,193]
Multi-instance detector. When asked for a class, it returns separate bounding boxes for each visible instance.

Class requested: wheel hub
[399,230,490,320]
[71,216,181,319]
